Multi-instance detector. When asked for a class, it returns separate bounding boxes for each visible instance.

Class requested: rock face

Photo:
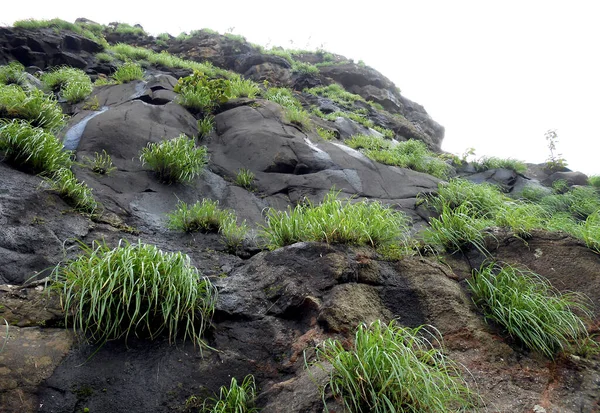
[0,22,599,413]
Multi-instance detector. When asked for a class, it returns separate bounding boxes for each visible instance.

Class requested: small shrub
[41,66,93,103]
[81,150,116,175]
[468,262,594,358]
[422,202,491,255]
[312,320,479,412]
[198,115,215,138]
[166,199,234,233]
[0,61,27,86]
[95,52,114,63]
[235,168,255,190]
[261,190,409,249]
[229,76,260,99]
[112,62,144,83]
[44,168,98,213]
[140,134,208,184]
[0,120,72,174]
[52,239,217,347]
[202,375,258,413]
[0,85,66,131]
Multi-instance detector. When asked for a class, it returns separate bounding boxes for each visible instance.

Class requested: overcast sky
[3,0,599,175]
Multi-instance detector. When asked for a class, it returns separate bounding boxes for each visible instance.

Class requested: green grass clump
[588,175,600,189]
[109,43,153,61]
[468,262,594,358]
[198,115,215,138]
[95,52,114,63]
[263,87,302,109]
[346,134,391,151]
[580,211,600,253]
[41,66,93,103]
[235,168,255,190]
[495,202,547,239]
[323,110,375,129]
[167,199,234,233]
[422,203,491,255]
[304,83,365,108]
[167,199,248,251]
[52,239,217,347]
[174,71,231,114]
[473,156,527,174]
[283,106,312,130]
[346,135,451,179]
[0,84,66,131]
[13,18,108,48]
[112,23,146,36]
[81,150,116,175]
[44,168,98,213]
[312,320,478,412]
[229,76,260,99]
[291,61,319,75]
[373,125,395,139]
[423,179,506,219]
[202,375,258,413]
[112,62,145,84]
[0,120,72,174]
[140,134,208,184]
[316,127,336,141]
[261,190,409,249]
[0,61,27,86]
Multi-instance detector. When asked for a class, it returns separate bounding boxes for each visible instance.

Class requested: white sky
[3,0,599,175]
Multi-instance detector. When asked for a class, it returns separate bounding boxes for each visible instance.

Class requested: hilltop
[0,19,599,413]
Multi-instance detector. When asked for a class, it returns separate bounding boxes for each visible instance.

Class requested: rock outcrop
[0,20,598,413]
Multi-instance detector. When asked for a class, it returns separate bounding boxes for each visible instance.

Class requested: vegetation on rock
[261,190,409,249]
[468,262,595,358]
[0,83,66,131]
[52,239,217,347]
[312,320,479,412]
[41,66,93,103]
[140,134,208,184]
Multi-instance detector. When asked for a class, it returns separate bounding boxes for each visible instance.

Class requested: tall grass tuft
[468,262,594,358]
[422,202,492,255]
[261,190,409,249]
[580,211,600,253]
[112,62,145,83]
[312,320,479,412]
[0,119,72,174]
[0,84,66,131]
[52,239,217,347]
[41,66,93,103]
[0,61,27,86]
[43,168,98,213]
[140,134,208,184]
[202,375,258,413]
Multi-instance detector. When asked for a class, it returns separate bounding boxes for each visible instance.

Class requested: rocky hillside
[0,19,599,413]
